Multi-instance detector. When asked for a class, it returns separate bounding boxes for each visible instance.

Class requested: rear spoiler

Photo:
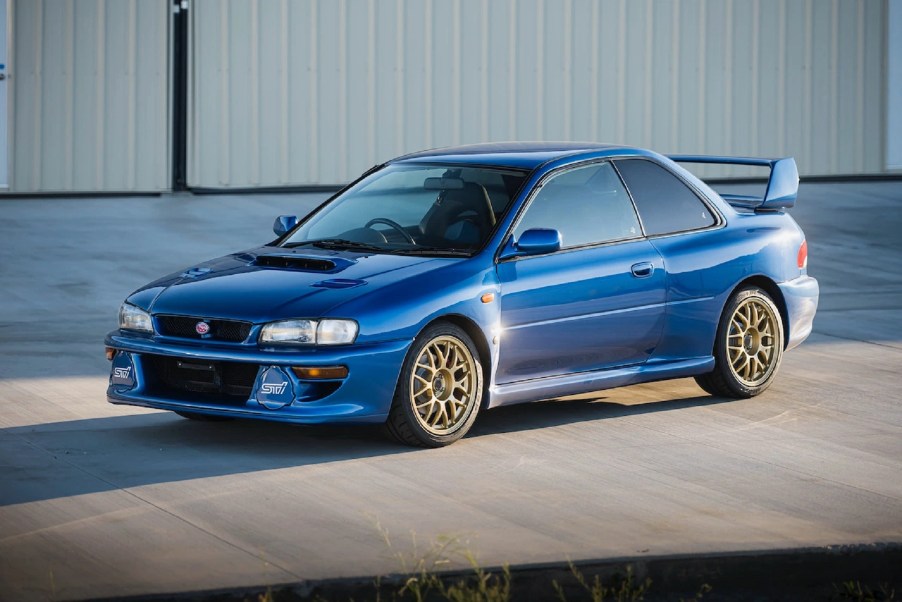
[668,155,799,210]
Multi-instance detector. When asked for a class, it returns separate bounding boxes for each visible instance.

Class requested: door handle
[630,262,654,278]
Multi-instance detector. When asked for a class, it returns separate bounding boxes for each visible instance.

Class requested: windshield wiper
[388,247,473,257]
[283,239,388,252]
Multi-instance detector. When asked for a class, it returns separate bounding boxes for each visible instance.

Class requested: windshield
[281,163,528,256]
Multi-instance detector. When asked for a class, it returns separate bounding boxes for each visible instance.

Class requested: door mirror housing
[500,228,562,260]
[273,215,298,237]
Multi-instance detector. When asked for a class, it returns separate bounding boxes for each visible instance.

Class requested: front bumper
[778,275,819,351]
[105,332,411,424]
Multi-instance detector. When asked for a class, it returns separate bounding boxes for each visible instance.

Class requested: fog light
[291,366,348,380]
[105,347,116,361]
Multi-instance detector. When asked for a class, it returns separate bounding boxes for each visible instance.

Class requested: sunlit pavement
[1,183,900,600]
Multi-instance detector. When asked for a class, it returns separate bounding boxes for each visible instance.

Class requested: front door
[494,161,666,384]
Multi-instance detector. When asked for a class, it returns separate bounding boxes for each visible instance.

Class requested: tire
[695,286,785,398]
[384,322,484,447]
[175,411,234,422]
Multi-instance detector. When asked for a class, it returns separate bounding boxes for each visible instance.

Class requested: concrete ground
[1,182,900,600]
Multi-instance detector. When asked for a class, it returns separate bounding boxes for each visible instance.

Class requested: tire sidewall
[393,322,484,446]
[715,287,785,397]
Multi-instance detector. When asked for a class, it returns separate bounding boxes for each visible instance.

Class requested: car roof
[390,141,648,170]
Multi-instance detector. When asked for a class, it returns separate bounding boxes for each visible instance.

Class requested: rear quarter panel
[648,210,804,361]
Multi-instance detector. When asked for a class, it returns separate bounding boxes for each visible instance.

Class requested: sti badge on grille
[195,321,210,335]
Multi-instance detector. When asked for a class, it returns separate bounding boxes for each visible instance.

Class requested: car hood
[130,246,449,323]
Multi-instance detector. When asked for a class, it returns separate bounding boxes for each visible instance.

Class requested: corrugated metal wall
[7,0,888,192]
[188,0,887,188]
[9,0,169,193]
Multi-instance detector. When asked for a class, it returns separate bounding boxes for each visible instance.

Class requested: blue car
[106,143,818,447]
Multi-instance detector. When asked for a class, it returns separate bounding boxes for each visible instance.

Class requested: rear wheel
[385,323,483,447]
[695,286,784,398]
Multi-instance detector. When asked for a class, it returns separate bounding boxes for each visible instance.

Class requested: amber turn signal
[291,366,349,380]
[480,292,495,304]
[105,347,115,361]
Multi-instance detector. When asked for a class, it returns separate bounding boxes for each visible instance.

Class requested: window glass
[614,159,716,236]
[280,163,527,254]
[513,162,641,248]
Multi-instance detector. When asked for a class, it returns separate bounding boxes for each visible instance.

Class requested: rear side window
[615,159,716,236]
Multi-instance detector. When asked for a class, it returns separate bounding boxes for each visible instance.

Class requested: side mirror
[500,228,562,260]
[273,215,298,237]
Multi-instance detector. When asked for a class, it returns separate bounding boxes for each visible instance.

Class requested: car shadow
[471,392,734,437]
[2,392,732,506]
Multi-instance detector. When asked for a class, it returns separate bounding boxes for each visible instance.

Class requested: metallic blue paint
[669,155,800,209]
[106,143,818,428]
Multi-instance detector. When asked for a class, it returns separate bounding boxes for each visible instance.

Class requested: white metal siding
[9,0,169,193]
[188,0,888,187]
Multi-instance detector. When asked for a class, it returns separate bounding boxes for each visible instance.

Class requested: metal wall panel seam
[643,0,652,148]
[778,0,786,155]
[563,0,572,139]
[280,0,289,184]
[31,0,41,190]
[535,0,544,140]
[589,0,599,140]
[616,0,625,144]
[670,0,680,152]
[368,0,377,158]
[855,0,864,173]
[127,0,136,190]
[507,0,515,139]
[698,0,706,155]
[451,0,460,145]
[423,0,432,150]
[339,0,348,181]
[724,0,733,175]
[392,0,406,155]
[64,0,74,189]
[480,0,488,142]
[800,0,814,173]
[95,1,105,190]
[250,0,259,185]
[750,0,759,157]
[309,0,319,181]
[830,0,838,174]
[220,1,230,186]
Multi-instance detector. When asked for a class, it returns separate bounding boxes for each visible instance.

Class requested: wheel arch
[420,314,493,407]
[727,275,790,349]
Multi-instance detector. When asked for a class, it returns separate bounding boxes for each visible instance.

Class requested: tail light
[797,240,808,270]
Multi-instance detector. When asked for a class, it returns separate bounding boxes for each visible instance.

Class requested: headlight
[119,303,153,333]
[317,319,359,345]
[259,319,358,345]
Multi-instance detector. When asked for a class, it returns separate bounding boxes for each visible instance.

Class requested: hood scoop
[254,254,339,272]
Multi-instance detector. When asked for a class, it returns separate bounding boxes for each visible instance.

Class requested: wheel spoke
[409,334,478,434]
[725,296,783,386]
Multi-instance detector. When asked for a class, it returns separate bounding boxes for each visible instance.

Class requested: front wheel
[385,323,484,447]
[695,286,784,398]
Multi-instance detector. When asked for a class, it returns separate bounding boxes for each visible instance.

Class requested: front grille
[156,315,252,342]
[144,355,259,404]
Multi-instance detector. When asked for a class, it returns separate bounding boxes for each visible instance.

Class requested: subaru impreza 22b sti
[106,142,818,447]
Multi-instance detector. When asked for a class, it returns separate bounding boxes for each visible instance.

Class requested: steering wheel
[364,218,416,244]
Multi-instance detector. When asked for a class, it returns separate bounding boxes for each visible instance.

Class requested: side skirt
[487,357,714,408]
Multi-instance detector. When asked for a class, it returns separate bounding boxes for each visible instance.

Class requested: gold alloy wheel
[409,335,478,435]
[727,296,779,387]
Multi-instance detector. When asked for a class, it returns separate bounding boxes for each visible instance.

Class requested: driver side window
[513,162,641,249]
